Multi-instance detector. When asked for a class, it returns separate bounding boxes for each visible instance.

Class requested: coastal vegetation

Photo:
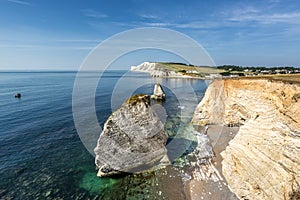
[236,74,300,84]
[156,62,225,75]
[138,62,300,78]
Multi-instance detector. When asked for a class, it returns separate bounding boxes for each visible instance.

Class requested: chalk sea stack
[151,83,166,100]
[94,94,169,177]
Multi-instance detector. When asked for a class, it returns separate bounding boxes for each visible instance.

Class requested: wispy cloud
[139,14,160,20]
[7,0,31,6]
[81,9,108,19]
[228,12,300,24]
[173,21,229,29]
[0,43,94,50]
[142,22,171,27]
[51,39,100,43]
[230,6,259,16]
[141,20,232,29]
[222,4,300,25]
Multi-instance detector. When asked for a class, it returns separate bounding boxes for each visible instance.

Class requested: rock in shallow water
[15,93,21,98]
[94,94,169,177]
[151,83,166,100]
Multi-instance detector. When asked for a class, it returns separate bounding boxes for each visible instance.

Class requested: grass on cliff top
[235,74,300,84]
[156,62,225,74]
[126,94,150,105]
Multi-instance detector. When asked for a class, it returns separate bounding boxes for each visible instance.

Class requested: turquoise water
[0,71,207,199]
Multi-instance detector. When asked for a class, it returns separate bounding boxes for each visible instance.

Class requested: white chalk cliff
[131,62,179,77]
[192,78,300,199]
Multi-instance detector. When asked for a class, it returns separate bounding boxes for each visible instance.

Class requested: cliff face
[131,62,179,77]
[192,78,300,199]
[94,94,169,177]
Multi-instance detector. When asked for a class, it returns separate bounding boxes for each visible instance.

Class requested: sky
[0,0,300,70]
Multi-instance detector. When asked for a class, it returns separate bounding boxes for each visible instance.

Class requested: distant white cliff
[130,62,156,72]
[131,62,179,77]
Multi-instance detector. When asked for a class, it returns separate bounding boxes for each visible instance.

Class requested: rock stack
[151,83,166,100]
[94,94,169,177]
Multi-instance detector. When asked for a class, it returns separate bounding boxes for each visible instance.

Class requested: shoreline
[191,78,300,199]
[130,69,209,80]
[131,69,300,82]
[184,125,239,200]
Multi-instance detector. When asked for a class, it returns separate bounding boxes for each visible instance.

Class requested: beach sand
[185,125,239,200]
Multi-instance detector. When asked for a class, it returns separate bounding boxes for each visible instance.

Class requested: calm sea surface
[0,71,208,199]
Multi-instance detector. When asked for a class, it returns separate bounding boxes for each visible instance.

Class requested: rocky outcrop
[151,83,166,100]
[131,62,179,77]
[14,93,21,98]
[192,78,300,200]
[94,94,169,177]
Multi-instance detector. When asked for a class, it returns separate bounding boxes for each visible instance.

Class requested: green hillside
[156,62,224,75]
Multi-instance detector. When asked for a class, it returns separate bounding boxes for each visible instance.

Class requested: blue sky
[0,0,300,70]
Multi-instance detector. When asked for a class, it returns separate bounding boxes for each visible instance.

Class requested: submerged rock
[15,93,21,98]
[151,83,166,100]
[94,94,169,177]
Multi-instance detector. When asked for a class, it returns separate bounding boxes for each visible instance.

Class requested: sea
[0,70,209,199]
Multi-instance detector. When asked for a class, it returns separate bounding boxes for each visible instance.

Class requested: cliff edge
[192,78,300,199]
